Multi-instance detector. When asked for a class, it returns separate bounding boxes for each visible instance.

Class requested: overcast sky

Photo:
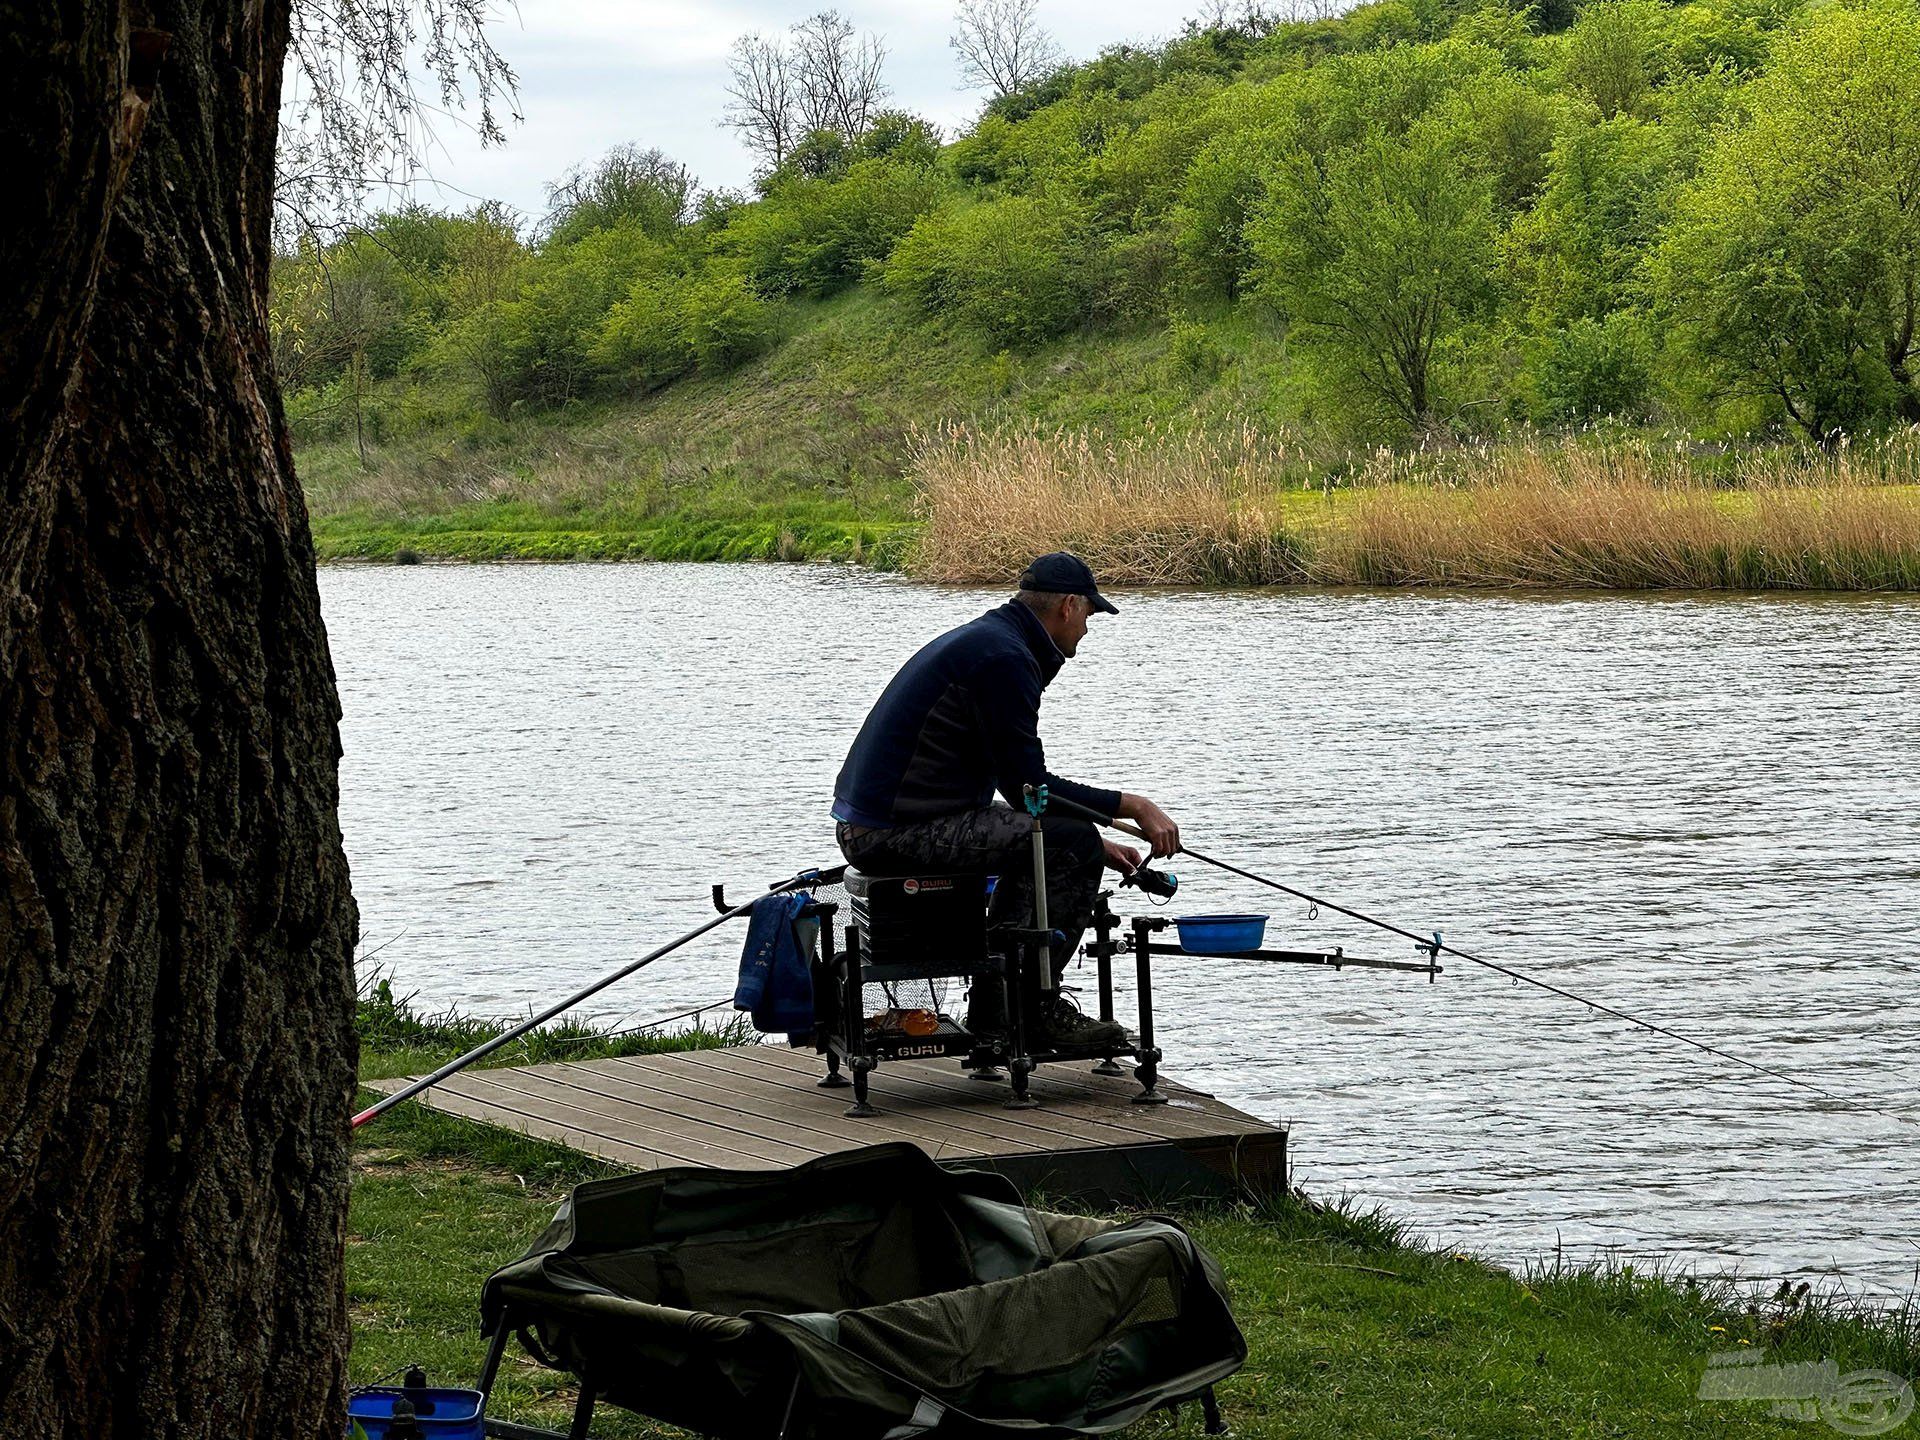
[381,0,1215,225]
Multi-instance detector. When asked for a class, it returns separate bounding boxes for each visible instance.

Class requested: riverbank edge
[313,513,916,568]
[310,495,1920,592]
[347,990,1916,1437]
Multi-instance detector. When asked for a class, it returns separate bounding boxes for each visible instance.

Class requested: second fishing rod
[1039,790,1914,1128]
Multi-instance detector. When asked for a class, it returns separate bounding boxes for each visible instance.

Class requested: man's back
[832,601,1118,828]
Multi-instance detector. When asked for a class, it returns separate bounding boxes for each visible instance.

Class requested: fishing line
[1178,843,1917,1129]
[1060,793,1912,1128]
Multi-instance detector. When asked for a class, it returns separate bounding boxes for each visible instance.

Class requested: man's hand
[1102,838,1144,875]
[1117,793,1181,858]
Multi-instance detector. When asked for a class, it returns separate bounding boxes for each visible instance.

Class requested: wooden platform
[374,1044,1287,1206]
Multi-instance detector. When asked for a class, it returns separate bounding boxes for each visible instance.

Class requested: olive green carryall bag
[478,1142,1246,1438]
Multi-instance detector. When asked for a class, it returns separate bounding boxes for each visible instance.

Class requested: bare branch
[950,0,1061,99]
[790,10,891,140]
[724,31,797,171]
[279,0,521,239]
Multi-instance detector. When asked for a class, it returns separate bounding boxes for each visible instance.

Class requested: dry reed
[911,421,1920,591]
[909,420,1308,585]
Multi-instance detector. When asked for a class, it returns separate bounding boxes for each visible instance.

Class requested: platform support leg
[846,1058,879,1118]
[1091,895,1125,1076]
[1005,1054,1037,1109]
[1003,938,1040,1110]
[1131,918,1168,1105]
[818,1051,851,1088]
[567,1382,595,1440]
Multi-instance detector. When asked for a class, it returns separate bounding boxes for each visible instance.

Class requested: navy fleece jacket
[832,600,1123,828]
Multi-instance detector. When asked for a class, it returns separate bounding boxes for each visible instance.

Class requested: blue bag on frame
[732,891,817,1037]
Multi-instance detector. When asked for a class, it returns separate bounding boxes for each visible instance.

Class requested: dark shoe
[1039,993,1128,1050]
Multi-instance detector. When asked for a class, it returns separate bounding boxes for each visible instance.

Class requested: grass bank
[314,501,912,566]
[296,286,1920,590]
[350,981,1917,1437]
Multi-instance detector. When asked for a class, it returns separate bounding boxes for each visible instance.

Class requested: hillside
[285,0,1920,584]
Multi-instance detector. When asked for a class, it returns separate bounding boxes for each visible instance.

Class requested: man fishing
[832,552,1181,1049]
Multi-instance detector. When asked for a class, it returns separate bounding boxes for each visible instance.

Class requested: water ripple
[322,565,1920,1295]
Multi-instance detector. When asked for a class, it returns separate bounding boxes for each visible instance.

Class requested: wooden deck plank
[669,1048,1118,1153]
[546,1055,1051,1159]
[724,1041,1232,1119]
[402,1082,668,1169]
[714,1047,1205,1151]
[372,1043,1289,1203]
[601,1051,1055,1155]
[451,1071,807,1168]
[476,1066,831,1165]
[731,1045,1253,1142]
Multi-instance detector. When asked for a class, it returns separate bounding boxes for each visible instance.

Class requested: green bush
[886,196,1094,347]
[498,222,674,407]
[722,157,949,298]
[1165,317,1224,381]
[680,271,776,372]
[593,274,693,389]
[1531,312,1656,422]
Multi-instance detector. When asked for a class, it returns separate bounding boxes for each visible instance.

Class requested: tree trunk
[1,3,359,1436]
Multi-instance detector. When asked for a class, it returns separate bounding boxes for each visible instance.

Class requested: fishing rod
[351,864,844,1128]
[1042,793,1915,1128]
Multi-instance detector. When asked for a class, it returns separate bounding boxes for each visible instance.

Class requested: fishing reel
[1120,865,1178,900]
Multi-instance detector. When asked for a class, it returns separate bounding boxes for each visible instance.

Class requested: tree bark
[1,3,358,1436]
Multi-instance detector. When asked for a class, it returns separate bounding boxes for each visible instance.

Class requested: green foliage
[497,222,674,408]
[854,110,944,165]
[680,269,776,371]
[1173,117,1294,300]
[1252,119,1498,429]
[887,196,1094,346]
[1559,0,1673,119]
[592,272,693,388]
[1528,311,1657,421]
[543,143,694,247]
[1504,116,1679,326]
[1166,317,1225,382]
[275,0,1920,468]
[723,156,950,297]
[1653,0,1920,439]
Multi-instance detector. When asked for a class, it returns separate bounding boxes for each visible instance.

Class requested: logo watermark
[1699,1351,1915,1436]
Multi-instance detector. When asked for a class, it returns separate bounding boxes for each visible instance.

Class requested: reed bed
[909,421,1308,585]
[911,422,1920,590]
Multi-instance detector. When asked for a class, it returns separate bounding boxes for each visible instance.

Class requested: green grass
[296,288,1301,560]
[313,506,916,566]
[348,978,1917,1437]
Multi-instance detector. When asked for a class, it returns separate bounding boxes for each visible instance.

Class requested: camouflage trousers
[835,802,1105,989]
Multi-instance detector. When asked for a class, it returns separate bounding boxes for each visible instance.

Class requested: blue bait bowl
[1173,914,1269,954]
[348,1388,485,1440]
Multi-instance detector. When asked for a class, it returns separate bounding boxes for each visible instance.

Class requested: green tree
[544,144,695,246]
[1504,115,1678,326]
[1653,0,1920,438]
[500,222,670,408]
[437,204,528,421]
[723,155,949,296]
[1559,0,1670,120]
[1251,121,1498,429]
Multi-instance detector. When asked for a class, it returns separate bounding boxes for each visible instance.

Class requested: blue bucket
[1173,914,1269,954]
[347,1388,485,1440]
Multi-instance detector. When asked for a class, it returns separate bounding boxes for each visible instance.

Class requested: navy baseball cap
[1018,552,1118,614]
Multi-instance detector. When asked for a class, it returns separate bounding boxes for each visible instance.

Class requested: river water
[320,563,1920,1296]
